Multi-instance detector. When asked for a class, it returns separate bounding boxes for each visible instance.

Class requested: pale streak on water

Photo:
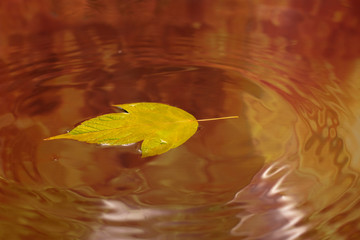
[0,1,360,240]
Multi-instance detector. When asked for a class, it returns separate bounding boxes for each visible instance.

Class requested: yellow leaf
[45,102,199,157]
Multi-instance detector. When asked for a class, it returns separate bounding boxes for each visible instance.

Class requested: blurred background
[0,0,360,239]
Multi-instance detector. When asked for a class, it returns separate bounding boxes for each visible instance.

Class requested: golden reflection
[0,0,360,239]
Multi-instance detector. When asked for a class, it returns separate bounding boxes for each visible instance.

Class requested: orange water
[1,1,360,239]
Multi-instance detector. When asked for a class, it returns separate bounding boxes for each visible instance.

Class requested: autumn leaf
[45,102,238,157]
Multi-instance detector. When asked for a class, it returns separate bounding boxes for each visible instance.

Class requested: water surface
[1,1,360,239]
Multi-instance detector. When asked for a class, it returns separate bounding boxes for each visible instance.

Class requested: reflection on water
[1,0,360,239]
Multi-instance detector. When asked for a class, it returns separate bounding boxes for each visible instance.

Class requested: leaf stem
[197,116,239,122]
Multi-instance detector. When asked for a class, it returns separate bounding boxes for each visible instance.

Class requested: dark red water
[1,1,360,239]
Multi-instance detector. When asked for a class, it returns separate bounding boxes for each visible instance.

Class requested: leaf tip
[43,133,69,141]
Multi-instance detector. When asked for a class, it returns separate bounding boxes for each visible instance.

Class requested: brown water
[1,1,360,239]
